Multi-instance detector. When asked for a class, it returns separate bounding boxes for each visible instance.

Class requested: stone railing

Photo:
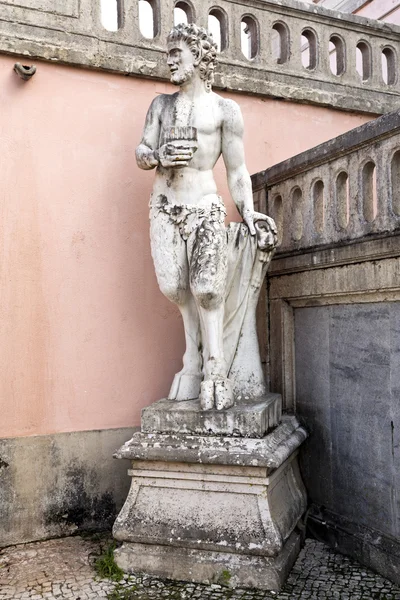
[1,0,400,113]
[252,108,400,253]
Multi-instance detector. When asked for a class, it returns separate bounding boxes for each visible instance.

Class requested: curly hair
[167,23,218,92]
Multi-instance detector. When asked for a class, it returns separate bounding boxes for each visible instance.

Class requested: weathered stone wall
[295,302,400,584]
[0,428,134,547]
[1,0,400,113]
[252,110,400,583]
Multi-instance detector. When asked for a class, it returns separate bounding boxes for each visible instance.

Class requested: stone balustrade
[252,108,400,253]
[1,0,400,113]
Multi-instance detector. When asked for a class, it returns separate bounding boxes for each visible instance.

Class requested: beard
[170,64,195,86]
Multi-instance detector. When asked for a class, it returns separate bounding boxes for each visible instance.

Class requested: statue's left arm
[221,99,256,235]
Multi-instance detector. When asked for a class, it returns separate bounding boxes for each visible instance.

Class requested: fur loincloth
[151,194,226,241]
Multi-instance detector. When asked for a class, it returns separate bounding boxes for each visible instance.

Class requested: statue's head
[167,23,218,92]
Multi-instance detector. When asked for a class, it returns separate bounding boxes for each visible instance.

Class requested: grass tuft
[94,542,124,582]
[219,569,232,586]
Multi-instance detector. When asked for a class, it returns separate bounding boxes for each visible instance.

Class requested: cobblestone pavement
[1,535,399,600]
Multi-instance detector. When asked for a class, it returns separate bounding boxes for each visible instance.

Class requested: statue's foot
[168,371,202,401]
[215,378,234,410]
[199,378,234,411]
[199,380,215,410]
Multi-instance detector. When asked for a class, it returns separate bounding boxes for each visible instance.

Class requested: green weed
[107,584,138,600]
[219,569,232,586]
[94,542,124,582]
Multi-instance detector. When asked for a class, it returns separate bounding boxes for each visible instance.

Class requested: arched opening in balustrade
[356,41,372,81]
[382,47,397,85]
[291,187,303,241]
[301,29,317,70]
[329,35,345,76]
[208,8,228,52]
[391,150,400,216]
[272,194,283,244]
[174,1,195,25]
[241,15,259,60]
[362,161,377,223]
[100,0,122,31]
[139,0,158,38]
[336,171,350,229]
[271,22,290,64]
[312,180,324,234]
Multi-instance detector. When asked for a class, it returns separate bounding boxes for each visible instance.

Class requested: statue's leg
[150,208,202,400]
[168,293,202,400]
[197,304,234,410]
[188,219,234,410]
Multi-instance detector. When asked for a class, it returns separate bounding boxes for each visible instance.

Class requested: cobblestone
[0,536,399,600]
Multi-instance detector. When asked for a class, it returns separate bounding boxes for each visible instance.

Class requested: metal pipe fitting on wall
[14,63,37,81]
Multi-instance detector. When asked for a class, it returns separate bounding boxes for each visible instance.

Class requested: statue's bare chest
[159,94,222,139]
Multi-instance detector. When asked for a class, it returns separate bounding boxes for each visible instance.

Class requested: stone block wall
[295,302,400,584]
[252,110,400,583]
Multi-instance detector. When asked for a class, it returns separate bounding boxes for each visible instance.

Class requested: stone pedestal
[141,393,282,437]
[113,414,307,591]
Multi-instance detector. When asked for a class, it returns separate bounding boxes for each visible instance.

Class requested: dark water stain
[0,457,9,470]
[44,464,116,532]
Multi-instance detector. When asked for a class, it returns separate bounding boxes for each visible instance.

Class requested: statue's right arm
[136,97,162,170]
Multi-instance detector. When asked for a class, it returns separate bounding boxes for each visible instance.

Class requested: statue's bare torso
[152,91,225,203]
[139,88,249,211]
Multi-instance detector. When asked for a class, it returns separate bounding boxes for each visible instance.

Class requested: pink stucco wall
[0,54,373,438]
[354,0,400,24]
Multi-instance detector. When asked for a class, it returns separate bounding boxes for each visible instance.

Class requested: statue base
[113,416,307,591]
[114,530,302,591]
[141,394,282,438]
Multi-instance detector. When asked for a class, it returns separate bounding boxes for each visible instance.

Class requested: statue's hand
[242,208,257,235]
[156,143,197,168]
[254,215,278,251]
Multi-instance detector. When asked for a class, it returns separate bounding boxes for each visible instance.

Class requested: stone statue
[136,23,277,411]
[114,29,306,582]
